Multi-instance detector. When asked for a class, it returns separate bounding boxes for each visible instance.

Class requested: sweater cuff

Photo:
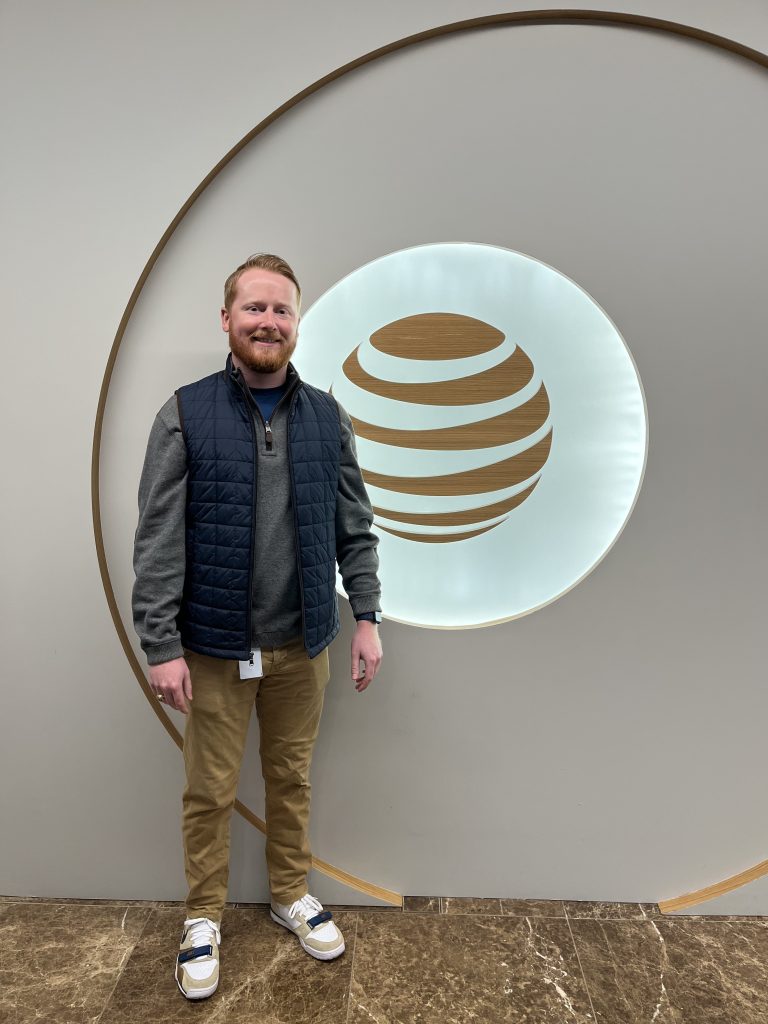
[348,594,382,619]
[143,639,185,666]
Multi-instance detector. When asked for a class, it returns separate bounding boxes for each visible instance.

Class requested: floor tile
[664,911,768,923]
[564,901,649,920]
[98,905,357,1023]
[570,917,768,1023]
[639,903,662,918]
[442,897,503,915]
[0,895,151,907]
[325,903,401,913]
[349,911,593,1023]
[0,902,151,1024]
[500,899,566,918]
[403,896,440,913]
[635,904,768,925]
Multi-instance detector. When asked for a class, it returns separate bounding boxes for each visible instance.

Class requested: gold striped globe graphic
[295,243,647,628]
[338,312,552,543]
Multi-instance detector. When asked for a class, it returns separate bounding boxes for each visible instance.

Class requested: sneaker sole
[175,969,219,1000]
[269,910,345,961]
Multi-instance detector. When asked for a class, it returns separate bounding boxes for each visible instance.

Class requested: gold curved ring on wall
[92,10,768,909]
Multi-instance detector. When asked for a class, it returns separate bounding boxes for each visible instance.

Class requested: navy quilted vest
[175,357,341,660]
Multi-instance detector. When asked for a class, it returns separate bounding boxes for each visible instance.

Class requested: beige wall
[2,0,767,913]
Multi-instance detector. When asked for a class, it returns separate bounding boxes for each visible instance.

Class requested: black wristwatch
[355,611,382,624]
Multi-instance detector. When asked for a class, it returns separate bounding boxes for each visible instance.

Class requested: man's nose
[261,308,278,329]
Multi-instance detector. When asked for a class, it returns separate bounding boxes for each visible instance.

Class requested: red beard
[228,330,296,374]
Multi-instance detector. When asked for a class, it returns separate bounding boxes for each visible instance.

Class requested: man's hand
[351,621,382,693]
[149,657,193,713]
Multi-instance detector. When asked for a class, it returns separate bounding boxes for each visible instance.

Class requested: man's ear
[220,306,230,332]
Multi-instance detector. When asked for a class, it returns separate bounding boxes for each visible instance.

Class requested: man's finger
[355,660,370,692]
[175,685,189,714]
[183,668,193,703]
[355,654,382,692]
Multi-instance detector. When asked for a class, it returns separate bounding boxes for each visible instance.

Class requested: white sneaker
[270,894,345,960]
[175,917,221,999]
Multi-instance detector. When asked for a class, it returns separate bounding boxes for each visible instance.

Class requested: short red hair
[223,253,301,311]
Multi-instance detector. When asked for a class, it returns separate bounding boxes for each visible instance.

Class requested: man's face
[221,268,300,375]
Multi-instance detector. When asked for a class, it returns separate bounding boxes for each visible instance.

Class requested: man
[132,253,382,1000]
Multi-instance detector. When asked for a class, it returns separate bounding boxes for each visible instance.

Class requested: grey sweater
[132,367,381,665]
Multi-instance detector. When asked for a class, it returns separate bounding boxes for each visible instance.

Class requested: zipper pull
[265,420,273,451]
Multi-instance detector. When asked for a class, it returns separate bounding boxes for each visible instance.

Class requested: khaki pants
[181,637,330,921]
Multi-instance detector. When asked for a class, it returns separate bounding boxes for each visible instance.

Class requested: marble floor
[2,895,768,1023]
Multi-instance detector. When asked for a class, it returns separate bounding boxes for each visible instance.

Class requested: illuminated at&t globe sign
[295,243,648,629]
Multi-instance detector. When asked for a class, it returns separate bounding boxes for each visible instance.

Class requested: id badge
[238,648,263,679]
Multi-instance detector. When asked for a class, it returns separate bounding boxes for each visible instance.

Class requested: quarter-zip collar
[228,355,302,454]
[225,351,303,403]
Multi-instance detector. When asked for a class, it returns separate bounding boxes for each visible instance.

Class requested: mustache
[250,330,282,342]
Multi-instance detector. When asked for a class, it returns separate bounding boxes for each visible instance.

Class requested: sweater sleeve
[334,401,382,617]
[131,396,188,665]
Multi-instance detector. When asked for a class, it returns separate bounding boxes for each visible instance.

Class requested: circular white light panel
[295,242,647,628]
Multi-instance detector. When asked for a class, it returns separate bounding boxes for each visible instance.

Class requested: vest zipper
[232,367,304,652]
[253,382,305,645]
[231,368,258,658]
[286,389,307,650]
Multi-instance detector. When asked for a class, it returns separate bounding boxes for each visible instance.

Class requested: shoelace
[288,894,324,921]
[184,917,219,949]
